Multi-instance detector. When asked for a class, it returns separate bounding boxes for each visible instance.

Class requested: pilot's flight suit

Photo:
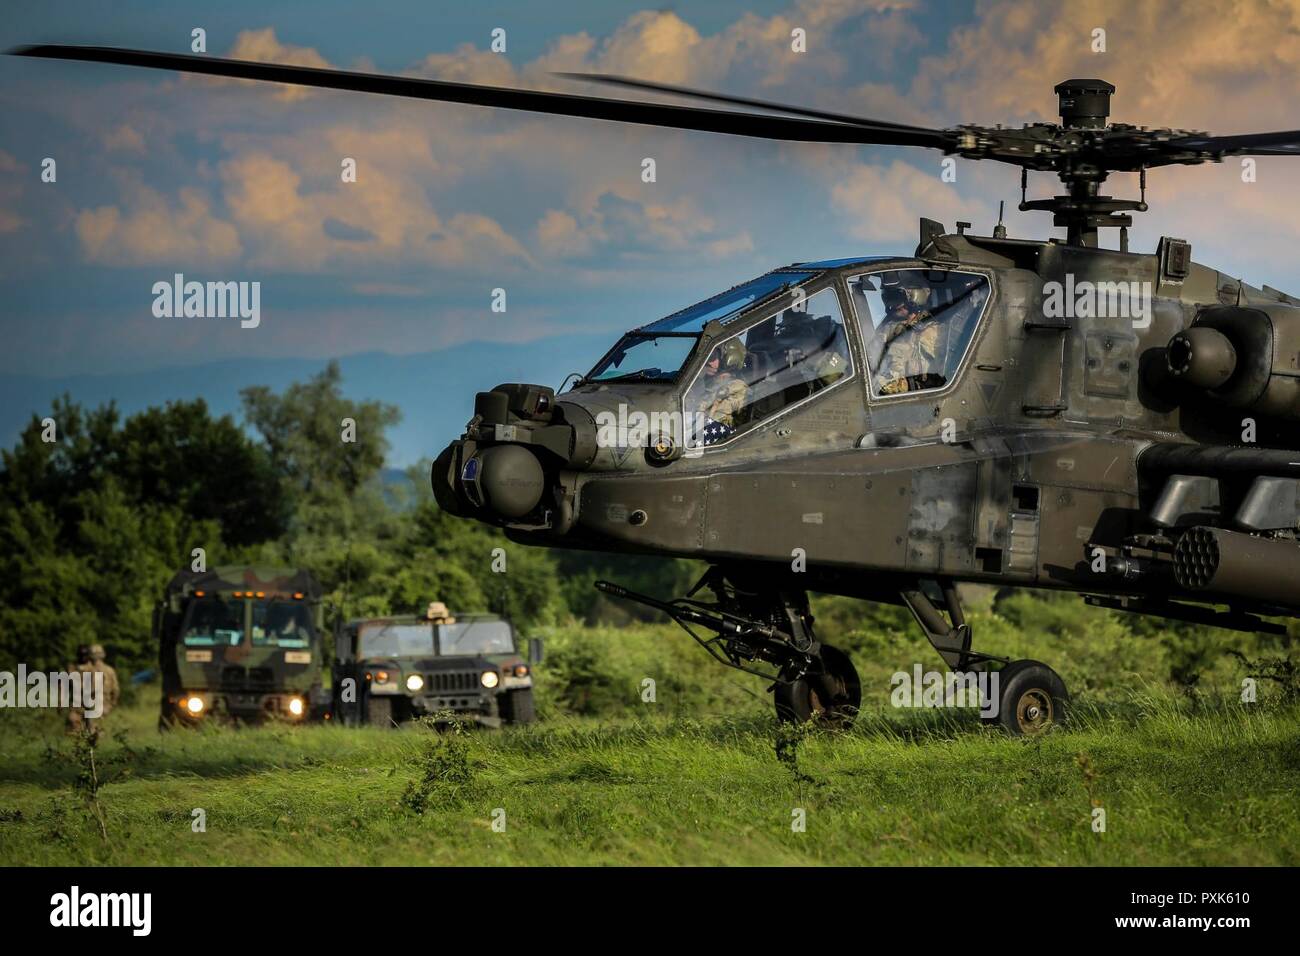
[878,309,941,394]
[702,372,749,427]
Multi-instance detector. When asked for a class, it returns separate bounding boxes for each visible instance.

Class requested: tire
[988,659,1068,736]
[502,688,536,724]
[774,645,862,727]
[366,694,395,727]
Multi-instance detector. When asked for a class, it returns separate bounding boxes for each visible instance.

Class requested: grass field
[2,592,1298,866]
[2,692,1298,865]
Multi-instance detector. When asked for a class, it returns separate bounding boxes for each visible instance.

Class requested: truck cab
[333,603,540,728]
[154,566,327,726]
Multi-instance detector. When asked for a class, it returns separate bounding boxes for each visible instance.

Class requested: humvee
[154,566,328,726]
[332,603,541,727]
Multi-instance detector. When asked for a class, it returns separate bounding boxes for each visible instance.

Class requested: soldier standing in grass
[66,643,120,740]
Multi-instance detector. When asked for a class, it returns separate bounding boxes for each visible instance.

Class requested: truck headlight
[288,697,305,717]
[406,673,425,692]
[481,671,499,689]
[184,695,204,716]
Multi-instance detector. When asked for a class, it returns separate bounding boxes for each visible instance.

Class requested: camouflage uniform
[878,309,941,395]
[698,337,750,427]
[66,644,120,738]
[702,372,749,426]
[810,348,849,389]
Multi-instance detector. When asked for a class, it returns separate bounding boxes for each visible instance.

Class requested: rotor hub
[1055,78,1115,130]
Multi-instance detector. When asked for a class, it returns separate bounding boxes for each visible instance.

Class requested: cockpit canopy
[584,267,819,384]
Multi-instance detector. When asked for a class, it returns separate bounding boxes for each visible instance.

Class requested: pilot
[876,286,942,395]
[697,337,749,429]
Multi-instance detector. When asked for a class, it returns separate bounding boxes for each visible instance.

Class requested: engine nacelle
[1165,304,1300,420]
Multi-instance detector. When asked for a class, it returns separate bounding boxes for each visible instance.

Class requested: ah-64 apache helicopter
[17,44,1300,734]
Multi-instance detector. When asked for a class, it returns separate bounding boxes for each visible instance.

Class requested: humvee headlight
[288,697,305,717]
[184,696,204,716]
[406,674,425,692]
[480,671,500,689]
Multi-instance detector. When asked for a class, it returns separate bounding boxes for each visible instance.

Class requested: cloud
[217,151,532,271]
[831,159,989,243]
[102,124,146,154]
[204,28,337,102]
[74,175,241,266]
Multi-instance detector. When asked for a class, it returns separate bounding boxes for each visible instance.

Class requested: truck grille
[218,666,277,692]
[425,671,478,693]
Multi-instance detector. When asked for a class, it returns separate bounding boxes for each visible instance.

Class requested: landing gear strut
[595,568,862,726]
[902,579,1069,736]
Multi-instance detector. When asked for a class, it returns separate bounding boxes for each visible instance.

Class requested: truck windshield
[359,623,435,658]
[437,620,515,655]
[181,598,243,647]
[252,600,314,648]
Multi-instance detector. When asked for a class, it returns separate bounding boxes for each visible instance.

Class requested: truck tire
[366,695,395,727]
[502,688,536,724]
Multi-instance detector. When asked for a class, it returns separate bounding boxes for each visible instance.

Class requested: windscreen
[437,620,515,655]
[252,600,314,647]
[358,623,436,658]
[587,333,698,383]
[181,597,244,647]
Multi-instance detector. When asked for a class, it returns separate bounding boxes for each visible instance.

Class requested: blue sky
[3,0,1300,462]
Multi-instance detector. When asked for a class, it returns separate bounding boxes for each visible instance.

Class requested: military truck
[154,566,328,726]
[332,602,540,727]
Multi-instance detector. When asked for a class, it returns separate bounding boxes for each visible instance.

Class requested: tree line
[0,362,694,673]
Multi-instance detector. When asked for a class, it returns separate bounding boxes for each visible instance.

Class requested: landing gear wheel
[775,645,862,727]
[985,660,1068,736]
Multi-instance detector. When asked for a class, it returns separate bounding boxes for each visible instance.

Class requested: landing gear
[594,569,862,727]
[984,660,1069,736]
[903,580,1069,736]
[774,644,862,726]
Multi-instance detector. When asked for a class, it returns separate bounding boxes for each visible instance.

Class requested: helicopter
[15,45,1300,734]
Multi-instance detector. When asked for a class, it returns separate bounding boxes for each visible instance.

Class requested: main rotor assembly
[13,45,1300,247]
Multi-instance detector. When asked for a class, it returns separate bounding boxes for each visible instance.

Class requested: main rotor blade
[1169,129,1300,156]
[555,71,940,137]
[10,44,951,148]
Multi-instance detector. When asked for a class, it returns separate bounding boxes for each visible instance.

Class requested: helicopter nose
[431,383,598,526]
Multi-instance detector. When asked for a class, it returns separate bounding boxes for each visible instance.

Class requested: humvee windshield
[358,623,435,658]
[437,620,514,655]
[356,619,516,657]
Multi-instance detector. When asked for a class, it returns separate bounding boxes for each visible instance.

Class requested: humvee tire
[366,695,395,727]
[502,688,536,724]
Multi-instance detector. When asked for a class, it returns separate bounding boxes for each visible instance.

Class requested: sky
[4,0,1300,462]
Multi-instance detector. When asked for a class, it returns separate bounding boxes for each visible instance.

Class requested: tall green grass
[2,589,1296,866]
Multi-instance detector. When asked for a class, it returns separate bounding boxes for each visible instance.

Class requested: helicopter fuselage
[434,227,1300,623]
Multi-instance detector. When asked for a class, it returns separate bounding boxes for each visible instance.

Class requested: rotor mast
[1018,79,1147,248]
